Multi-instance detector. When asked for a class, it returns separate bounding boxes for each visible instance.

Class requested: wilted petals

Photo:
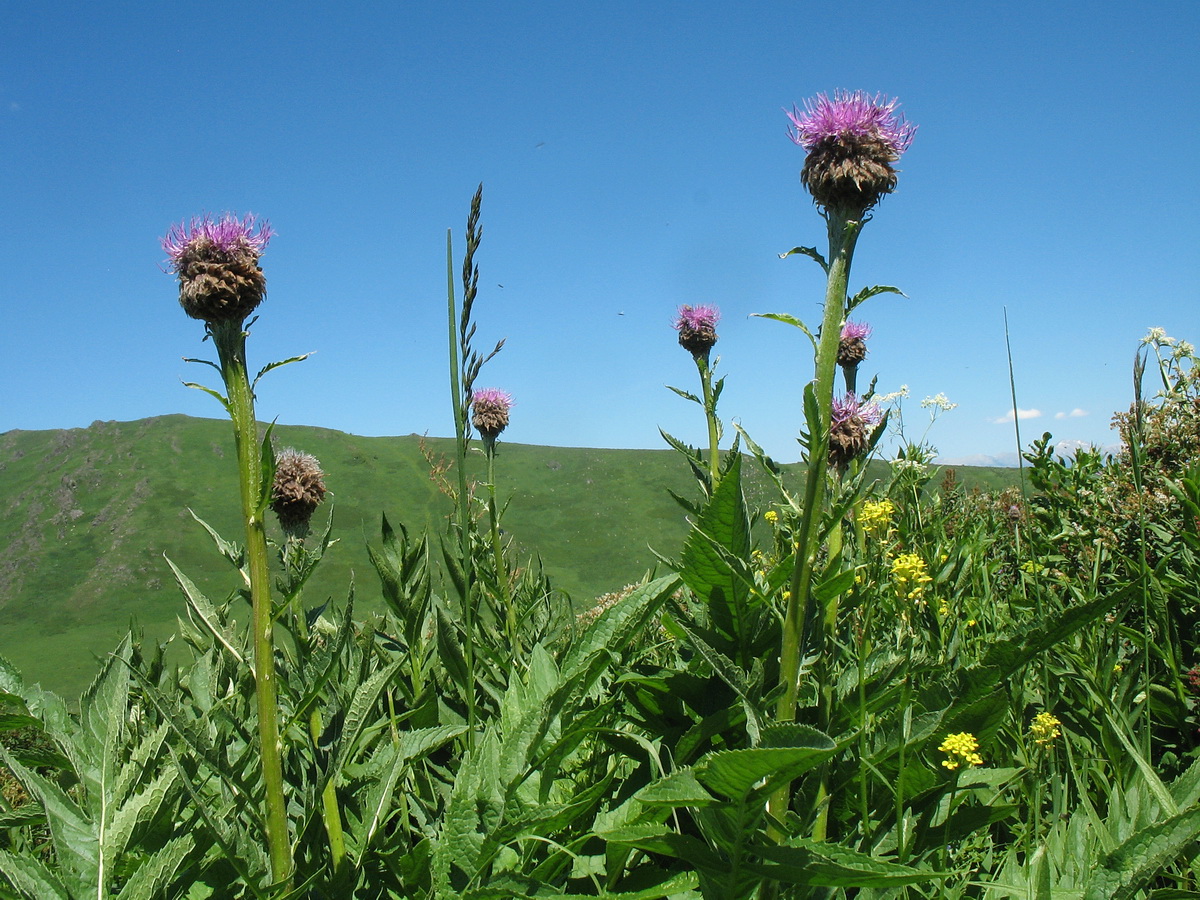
[829,393,882,469]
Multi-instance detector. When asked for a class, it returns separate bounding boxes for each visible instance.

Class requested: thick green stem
[768,209,863,834]
[212,321,292,887]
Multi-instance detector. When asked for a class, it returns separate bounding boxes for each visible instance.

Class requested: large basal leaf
[1084,804,1200,900]
[0,848,70,899]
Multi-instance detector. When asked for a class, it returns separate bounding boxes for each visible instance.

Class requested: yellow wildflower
[1029,712,1062,746]
[764,510,779,524]
[939,732,983,770]
[891,552,932,601]
[858,498,896,537]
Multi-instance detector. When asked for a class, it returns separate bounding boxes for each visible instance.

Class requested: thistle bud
[270,448,326,536]
[787,91,916,215]
[471,388,513,440]
[674,305,720,360]
[161,213,273,324]
[837,320,872,367]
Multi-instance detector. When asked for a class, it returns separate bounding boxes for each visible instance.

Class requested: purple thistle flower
[472,388,513,439]
[787,91,916,157]
[831,393,882,427]
[161,213,273,270]
[674,304,720,332]
[840,320,872,342]
[674,304,720,358]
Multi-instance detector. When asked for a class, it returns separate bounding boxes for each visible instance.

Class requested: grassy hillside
[0,415,1016,696]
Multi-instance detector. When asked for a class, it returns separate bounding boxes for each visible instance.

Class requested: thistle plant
[161,212,293,886]
[764,90,916,833]
[472,387,516,645]
[665,304,729,500]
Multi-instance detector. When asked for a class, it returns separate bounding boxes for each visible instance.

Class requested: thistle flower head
[270,448,326,536]
[161,213,273,323]
[829,393,882,471]
[674,304,720,358]
[472,388,513,439]
[838,320,872,367]
[787,91,916,213]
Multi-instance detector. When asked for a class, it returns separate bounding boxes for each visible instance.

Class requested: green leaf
[0,848,70,899]
[695,740,835,801]
[114,833,194,900]
[251,352,312,391]
[778,245,829,272]
[1084,804,1200,900]
[0,749,98,887]
[102,766,179,871]
[679,453,751,652]
[634,768,716,807]
[846,284,906,314]
[163,556,247,665]
[186,509,246,573]
[665,384,703,405]
[751,312,818,357]
[329,659,404,777]
[180,380,230,413]
[752,839,946,888]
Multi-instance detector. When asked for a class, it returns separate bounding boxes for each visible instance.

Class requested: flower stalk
[211,319,293,886]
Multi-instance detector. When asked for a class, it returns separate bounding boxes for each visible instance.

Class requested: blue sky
[2,1,1197,465]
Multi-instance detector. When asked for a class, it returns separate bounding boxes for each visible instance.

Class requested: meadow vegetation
[2,91,1198,899]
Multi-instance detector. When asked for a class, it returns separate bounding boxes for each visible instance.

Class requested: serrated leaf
[0,749,98,887]
[635,768,715,807]
[114,832,193,900]
[679,453,751,650]
[163,556,247,664]
[251,352,312,391]
[695,741,835,801]
[0,848,70,899]
[665,384,703,405]
[103,766,178,871]
[846,284,906,314]
[1084,804,1200,900]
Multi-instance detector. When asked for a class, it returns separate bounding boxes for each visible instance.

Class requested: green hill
[0,415,1017,696]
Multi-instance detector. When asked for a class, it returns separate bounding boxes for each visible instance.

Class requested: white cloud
[990,408,1042,424]
[1054,408,1089,420]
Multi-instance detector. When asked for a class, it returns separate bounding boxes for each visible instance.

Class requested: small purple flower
[787,91,915,156]
[840,320,872,343]
[161,213,273,270]
[675,304,720,358]
[472,388,513,439]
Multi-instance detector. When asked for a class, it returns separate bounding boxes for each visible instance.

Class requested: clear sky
[2,1,1197,465]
